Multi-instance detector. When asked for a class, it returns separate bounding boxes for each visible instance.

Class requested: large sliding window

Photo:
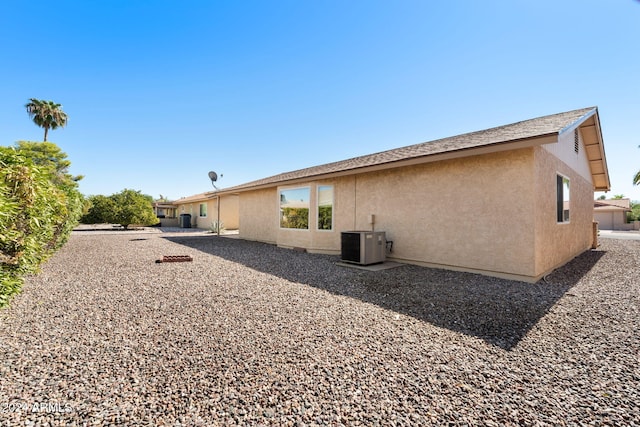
[317,185,333,230]
[557,174,570,223]
[280,187,310,229]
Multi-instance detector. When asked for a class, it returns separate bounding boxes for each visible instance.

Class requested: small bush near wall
[628,202,640,222]
[210,221,225,234]
[0,144,84,307]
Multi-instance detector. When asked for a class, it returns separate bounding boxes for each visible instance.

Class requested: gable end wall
[534,133,595,277]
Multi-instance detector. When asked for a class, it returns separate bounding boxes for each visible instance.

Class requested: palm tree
[25,98,68,141]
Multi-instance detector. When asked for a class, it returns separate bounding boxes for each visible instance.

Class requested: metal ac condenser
[340,231,386,265]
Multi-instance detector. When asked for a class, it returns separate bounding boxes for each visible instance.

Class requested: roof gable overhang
[571,112,610,192]
[557,108,610,191]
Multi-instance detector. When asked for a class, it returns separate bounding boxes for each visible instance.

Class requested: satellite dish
[208,171,223,190]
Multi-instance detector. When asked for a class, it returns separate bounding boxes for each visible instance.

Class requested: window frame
[556,174,570,223]
[279,187,311,230]
[199,202,207,218]
[316,185,334,231]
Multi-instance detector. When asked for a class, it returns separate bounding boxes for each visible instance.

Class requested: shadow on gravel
[164,236,605,350]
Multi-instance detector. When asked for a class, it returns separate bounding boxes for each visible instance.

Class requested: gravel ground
[0,233,638,426]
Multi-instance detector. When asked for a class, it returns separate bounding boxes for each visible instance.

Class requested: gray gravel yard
[1,232,638,426]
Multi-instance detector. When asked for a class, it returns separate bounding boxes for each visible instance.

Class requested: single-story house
[594,199,637,230]
[214,107,610,282]
[168,192,239,230]
[152,201,178,224]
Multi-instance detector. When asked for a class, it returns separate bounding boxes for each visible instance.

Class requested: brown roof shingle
[594,199,631,211]
[171,192,214,204]
[223,107,598,192]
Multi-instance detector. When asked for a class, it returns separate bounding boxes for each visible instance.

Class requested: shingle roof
[222,107,599,193]
[171,192,213,204]
[594,199,631,211]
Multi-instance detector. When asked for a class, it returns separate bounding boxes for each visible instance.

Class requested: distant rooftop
[594,199,631,211]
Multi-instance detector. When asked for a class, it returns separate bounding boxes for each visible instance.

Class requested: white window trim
[557,173,570,224]
[278,186,311,231]
[316,185,334,232]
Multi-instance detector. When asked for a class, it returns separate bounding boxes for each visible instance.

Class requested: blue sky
[1,1,638,201]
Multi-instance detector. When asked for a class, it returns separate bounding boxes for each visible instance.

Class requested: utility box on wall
[341,231,386,265]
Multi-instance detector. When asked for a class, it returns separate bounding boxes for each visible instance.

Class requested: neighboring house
[172,192,239,230]
[214,107,609,282]
[153,201,178,226]
[594,199,636,230]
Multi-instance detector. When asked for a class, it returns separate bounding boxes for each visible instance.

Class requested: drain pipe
[216,194,221,237]
[208,171,222,236]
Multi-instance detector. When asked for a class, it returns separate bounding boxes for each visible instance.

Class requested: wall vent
[574,129,579,154]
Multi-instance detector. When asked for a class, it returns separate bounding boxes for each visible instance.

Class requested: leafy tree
[25,98,68,142]
[597,195,606,200]
[81,195,116,224]
[612,194,626,200]
[0,143,84,306]
[628,202,640,222]
[14,141,83,184]
[111,190,158,229]
[81,189,159,229]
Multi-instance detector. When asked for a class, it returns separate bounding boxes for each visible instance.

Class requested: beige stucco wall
[353,149,538,278]
[239,188,278,244]
[174,194,239,230]
[543,127,592,183]
[239,149,539,278]
[236,139,597,282]
[207,195,239,230]
[533,140,595,278]
[160,218,179,227]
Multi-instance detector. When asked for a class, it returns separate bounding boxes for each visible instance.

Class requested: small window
[317,185,333,230]
[280,187,310,229]
[557,175,570,223]
[199,203,207,217]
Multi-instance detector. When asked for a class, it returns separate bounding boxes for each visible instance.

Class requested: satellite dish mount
[208,171,222,190]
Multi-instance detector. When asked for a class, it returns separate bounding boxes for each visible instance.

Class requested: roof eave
[218,133,558,194]
[217,107,612,195]
[172,191,219,204]
[569,108,610,192]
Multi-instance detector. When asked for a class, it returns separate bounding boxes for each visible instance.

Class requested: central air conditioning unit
[340,231,386,265]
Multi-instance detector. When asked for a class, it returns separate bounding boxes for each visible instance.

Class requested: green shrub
[628,202,640,222]
[81,189,159,229]
[0,144,84,307]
